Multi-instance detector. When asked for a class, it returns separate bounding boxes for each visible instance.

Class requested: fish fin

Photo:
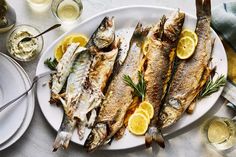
[186,100,197,114]
[196,0,211,19]
[53,114,75,151]
[148,15,167,41]
[84,123,108,152]
[53,131,72,151]
[203,0,211,17]
[145,127,165,148]
[158,15,167,40]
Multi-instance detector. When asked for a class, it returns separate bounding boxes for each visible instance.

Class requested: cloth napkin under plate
[212,2,236,105]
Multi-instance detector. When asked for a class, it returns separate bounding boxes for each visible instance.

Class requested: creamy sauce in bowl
[6,25,43,61]
[9,31,38,60]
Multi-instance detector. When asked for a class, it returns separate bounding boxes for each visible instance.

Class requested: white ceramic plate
[0,53,35,151]
[36,6,227,150]
[0,53,28,144]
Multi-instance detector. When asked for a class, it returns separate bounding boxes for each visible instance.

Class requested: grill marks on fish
[52,2,216,151]
[74,40,120,139]
[144,11,185,148]
[159,0,212,128]
[84,23,147,152]
[52,17,117,151]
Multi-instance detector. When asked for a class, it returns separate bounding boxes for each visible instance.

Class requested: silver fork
[0,71,55,112]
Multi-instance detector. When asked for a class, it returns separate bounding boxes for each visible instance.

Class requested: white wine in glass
[202,116,236,150]
[51,0,83,23]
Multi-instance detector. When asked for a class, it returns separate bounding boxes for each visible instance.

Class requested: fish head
[159,98,182,128]
[92,17,115,50]
[164,10,185,42]
[84,123,108,152]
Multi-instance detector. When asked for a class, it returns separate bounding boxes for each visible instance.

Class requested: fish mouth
[84,123,108,152]
[159,105,179,128]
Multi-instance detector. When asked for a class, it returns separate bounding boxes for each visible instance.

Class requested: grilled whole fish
[74,39,120,139]
[144,11,185,148]
[84,23,147,152]
[159,0,212,128]
[53,17,116,151]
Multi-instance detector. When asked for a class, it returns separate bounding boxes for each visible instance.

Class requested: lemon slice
[180,29,198,46]
[139,101,154,119]
[128,113,149,135]
[135,108,150,123]
[68,34,88,47]
[54,43,64,62]
[54,34,88,61]
[61,36,72,52]
[177,36,195,59]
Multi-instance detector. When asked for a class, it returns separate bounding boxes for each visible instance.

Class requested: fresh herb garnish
[199,75,226,98]
[123,71,146,101]
[44,58,58,70]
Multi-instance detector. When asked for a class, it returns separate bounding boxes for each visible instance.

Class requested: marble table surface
[0,0,236,157]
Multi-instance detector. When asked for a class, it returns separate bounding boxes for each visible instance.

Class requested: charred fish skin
[74,40,119,139]
[159,0,212,128]
[84,23,147,152]
[144,11,185,148]
[53,17,116,151]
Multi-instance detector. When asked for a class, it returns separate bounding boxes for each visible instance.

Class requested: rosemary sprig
[123,71,146,101]
[44,58,58,70]
[199,75,226,98]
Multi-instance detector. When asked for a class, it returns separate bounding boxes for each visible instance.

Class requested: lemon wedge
[54,34,88,61]
[139,101,154,119]
[128,113,149,135]
[176,36,195,59]
[180,29,198,46]
[68,34,88,47]
[54,43,64,62]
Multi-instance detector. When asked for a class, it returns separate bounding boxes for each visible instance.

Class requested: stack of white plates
[0,52,35,151]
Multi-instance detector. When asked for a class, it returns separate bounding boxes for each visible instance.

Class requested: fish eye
[160,112,168,120]
[168,98,181,109]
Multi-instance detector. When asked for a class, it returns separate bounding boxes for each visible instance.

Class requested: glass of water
[201,116,236,151]
[51,0,83,24]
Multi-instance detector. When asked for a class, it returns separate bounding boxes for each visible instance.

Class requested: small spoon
[19,24,61,43]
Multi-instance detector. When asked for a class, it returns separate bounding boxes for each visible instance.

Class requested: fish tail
[84,123,108,152]
[52,114,75,151]
[53,131,72,151]
[196,0,211,18]
[132,22,149,41]
[145,126,165,148]
[158,15,167,40]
